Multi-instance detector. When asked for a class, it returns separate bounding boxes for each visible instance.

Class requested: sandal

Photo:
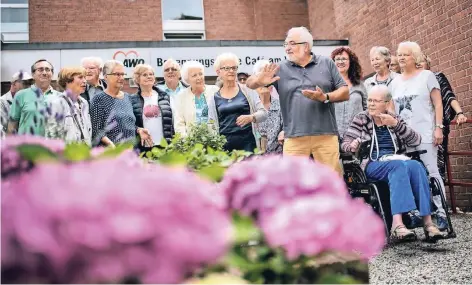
[424,223,443,243]
[391,225,417,242]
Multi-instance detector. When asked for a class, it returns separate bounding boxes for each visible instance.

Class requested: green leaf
[16,144,60,163]
[197,164,226,182]
[316,273,359,284]
[145,151,153,158]
[232,212,261,244]
[63,143,91,162]
[159,138,168,147]
[97,142,133,158]
[158,152,187,166]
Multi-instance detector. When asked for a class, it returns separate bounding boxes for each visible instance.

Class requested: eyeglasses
[34,67,53,73]
[334,57,349,62]
[107,73,126,77]
[283,41,307,48]
[220,66,238,72]
[141,73,155,78]
[164,67,178,72]
[368,99,389,104]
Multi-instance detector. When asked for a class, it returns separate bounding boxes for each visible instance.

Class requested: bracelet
[457,112,463,116]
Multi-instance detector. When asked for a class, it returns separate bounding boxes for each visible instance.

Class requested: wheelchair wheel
[368,183,390,239]
[430,177,456,238]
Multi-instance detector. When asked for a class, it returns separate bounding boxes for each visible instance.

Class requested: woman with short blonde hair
[174,61,219,137]
[130,64,173,150]
[46,66,92,145]
[207,53,267,152]
[390,41,449,231]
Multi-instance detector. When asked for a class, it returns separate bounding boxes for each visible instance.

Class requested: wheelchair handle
[405,150,427,158]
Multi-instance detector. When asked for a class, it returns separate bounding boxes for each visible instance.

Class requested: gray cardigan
[335,84,367,138]
[207,83,268,150]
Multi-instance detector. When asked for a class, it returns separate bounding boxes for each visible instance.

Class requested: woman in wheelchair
[341,85,442,241]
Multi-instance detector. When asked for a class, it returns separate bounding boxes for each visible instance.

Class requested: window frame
[160,0,206,41]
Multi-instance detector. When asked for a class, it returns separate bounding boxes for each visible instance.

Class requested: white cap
[12,71,33,82]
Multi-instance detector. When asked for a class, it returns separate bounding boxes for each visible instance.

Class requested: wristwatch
[435,124,444,129]
[323,93,330,103]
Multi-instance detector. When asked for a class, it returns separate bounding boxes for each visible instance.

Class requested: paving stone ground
[369,214,472,284]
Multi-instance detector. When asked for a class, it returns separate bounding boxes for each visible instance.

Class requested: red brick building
[2,0,471,208]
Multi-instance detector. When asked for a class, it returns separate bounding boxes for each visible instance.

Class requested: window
[1,0,29,42]
[1,7,28,22]
[162,0,204,20]
[161,0,205,40]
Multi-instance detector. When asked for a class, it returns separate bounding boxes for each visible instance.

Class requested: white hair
[369,46,392,64]
[181,60,205,84]
[214,53,239,71]
[81,57,103,68]
[398,41,423,64]
[287,26,314,49]
[368,84,392,101]
[163,58,181,70]
[252,59,271,75]
[102,60,124,77]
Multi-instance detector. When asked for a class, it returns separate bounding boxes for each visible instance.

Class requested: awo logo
[113,50,145,68]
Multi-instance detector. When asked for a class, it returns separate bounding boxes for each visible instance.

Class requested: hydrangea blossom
[221,155,385,260]
[1,135,65,178]
[2,158,232,283]
[221,155,350,216]
[260,195,385,260]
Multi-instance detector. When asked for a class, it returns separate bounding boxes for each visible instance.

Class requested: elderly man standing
[246,27,349,174]
[157,58,188,111]
[80,57,107,105]
[8,59,61,135]
[1,71,33,138]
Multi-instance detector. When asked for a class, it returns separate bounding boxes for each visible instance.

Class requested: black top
[90,91,136,146]
[130,85,174,144]
[214,89,252,135]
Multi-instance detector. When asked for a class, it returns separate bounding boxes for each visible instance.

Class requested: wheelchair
[341,141,456,243]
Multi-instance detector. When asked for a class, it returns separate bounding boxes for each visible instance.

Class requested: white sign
[1,46,341,81]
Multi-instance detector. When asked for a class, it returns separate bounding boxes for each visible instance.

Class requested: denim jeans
[365,160,431,216]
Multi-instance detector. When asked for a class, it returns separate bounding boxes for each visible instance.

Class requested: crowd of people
[1,26,468,241]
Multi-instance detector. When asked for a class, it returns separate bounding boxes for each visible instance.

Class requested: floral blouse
[257,97,283,154]
[45,93,92,146]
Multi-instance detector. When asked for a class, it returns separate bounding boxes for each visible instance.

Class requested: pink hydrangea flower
[260,195,385,260]
[1,135,65,178]
[1,158,232,283]
[221,155,385,260]
[221,155,350,216]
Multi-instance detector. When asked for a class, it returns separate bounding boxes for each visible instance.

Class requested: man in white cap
[1,71,33,138]
[2,71,33,100]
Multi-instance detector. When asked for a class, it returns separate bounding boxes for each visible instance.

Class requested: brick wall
[308,0,472,209]
[204,0,308,40]
[29,0,308,43]
[29,0,163,42]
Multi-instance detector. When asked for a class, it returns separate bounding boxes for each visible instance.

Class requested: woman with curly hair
[331,47,367,138]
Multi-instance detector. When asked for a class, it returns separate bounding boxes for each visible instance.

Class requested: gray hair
[102,60,124,77]
[181,60,205,84]
[253,59,271,75]
[398,41,423,64]
[287,27,314,49]
[163,58,181,70]
[368,84,392,101]
[81,57,103,68]
[214,53,239,71]
[369,46,392,64]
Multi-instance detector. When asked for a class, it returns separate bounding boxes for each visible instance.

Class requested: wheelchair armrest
[405,150,427,158]
[340,151,355,160]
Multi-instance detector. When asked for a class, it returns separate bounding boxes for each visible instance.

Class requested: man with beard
[246,27,349,174]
